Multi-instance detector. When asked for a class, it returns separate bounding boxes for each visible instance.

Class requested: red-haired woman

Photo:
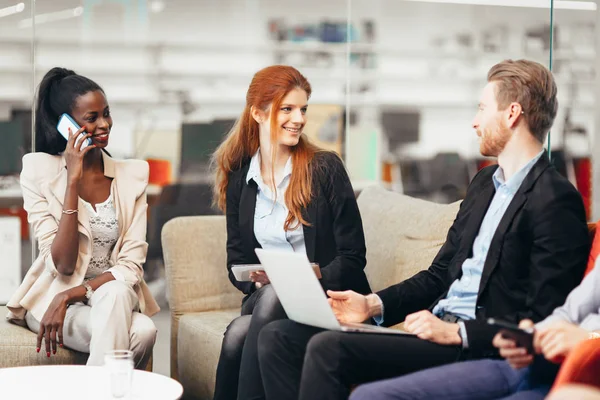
[211,65,371,400]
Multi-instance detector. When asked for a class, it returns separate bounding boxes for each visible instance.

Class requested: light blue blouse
[245,150,306,255]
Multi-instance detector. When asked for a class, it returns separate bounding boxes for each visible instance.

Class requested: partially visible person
[257,59,590,400]
[211,65,371,400]
[350,251,600,400]
[6,67,159,369]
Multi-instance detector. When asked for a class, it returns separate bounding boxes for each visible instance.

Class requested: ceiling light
[0,3,25,19]
[402,0,596,11]
[150,0,165,13]
[18,7,84,28]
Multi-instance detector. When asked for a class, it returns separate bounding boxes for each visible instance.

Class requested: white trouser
[25,280,157,369]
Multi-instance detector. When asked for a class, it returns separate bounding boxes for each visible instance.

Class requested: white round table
[0,365,183,399]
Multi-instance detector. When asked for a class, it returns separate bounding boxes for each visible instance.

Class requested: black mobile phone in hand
[487,318,535,354]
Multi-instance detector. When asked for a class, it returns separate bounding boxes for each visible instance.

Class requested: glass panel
[348,0,556,203]
[268,0,353,162]
[31,0,352,374]
[0,0,34,304]
[550,0,598,221]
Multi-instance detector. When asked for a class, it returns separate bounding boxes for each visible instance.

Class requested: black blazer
[377,153,590,357]
[225,151,372,298]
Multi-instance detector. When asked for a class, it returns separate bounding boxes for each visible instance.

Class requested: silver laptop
[255,248,412,336]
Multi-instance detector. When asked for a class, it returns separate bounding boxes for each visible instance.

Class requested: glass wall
[14,0,598,375]
[348,0,560,203]
[551,1,598,221]
[25,0,354,374]
[28,0,352,287]
[0,0,33,304]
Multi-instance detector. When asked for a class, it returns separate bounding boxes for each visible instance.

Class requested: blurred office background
[1,0,598,374]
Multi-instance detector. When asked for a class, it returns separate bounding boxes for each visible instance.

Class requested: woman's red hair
[212,65,321,230]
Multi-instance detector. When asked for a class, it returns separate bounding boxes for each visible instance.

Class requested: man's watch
[82,282,94,301]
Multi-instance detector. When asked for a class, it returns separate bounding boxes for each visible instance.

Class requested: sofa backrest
[161,186,461,313]
[162,215,242,315]
[357,186,460,293]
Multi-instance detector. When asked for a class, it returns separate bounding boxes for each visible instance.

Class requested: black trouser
[257,320,463,400]
[213,285,286,400]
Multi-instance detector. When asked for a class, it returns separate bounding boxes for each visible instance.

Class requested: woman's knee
[252,285,284,319]
[130,314,158,351]
[221,315,252,359]
[256,284,278,304]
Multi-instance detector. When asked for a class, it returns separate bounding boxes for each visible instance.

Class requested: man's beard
[479,122,511,157]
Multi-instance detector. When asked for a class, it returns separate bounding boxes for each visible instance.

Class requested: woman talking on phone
[211,65,372,400]
[6,67,159,369]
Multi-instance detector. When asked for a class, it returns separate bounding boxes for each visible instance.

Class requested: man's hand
[534,321,589,364]
[404,310,461,345]
[493,319,534,369]
[327,290,374,323]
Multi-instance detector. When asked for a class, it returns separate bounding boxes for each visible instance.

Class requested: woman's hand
[64,126,95,183]
[37,293,70,357]
[534,321,590,364]
[250,271,270,288]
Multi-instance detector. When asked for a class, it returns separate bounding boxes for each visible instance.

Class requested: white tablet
[231,264,264,282]
[231,262,321,281]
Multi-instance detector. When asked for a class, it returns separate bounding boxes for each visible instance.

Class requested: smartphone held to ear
[487,318,535,353]
[57,113,91,151]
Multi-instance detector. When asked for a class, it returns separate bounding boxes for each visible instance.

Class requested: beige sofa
[162,185,460,400]
[0,308,89,367]
[0,307,154,370]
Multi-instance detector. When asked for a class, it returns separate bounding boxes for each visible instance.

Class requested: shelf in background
[1,36,596,61]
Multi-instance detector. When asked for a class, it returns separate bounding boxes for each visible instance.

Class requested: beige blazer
[6,151,160,323]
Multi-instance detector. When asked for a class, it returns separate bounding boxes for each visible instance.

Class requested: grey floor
[150,307,171,376]
[148,277,171,376]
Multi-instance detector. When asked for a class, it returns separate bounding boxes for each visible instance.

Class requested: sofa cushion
[177,309,240,400]
[357,186,460,293]
[0,306,88,367]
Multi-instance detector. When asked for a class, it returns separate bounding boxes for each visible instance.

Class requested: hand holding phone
[58,113,95,183]
[57,113,91,151]
[488,318,535,354]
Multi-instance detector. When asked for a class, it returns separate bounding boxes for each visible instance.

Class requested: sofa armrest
[162,215,243,314]
[551,339,600,392]
[162,215,243,379]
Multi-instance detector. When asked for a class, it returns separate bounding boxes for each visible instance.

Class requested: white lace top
[82,191,119,279]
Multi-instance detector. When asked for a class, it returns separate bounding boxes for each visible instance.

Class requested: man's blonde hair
[487,59,558,143]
